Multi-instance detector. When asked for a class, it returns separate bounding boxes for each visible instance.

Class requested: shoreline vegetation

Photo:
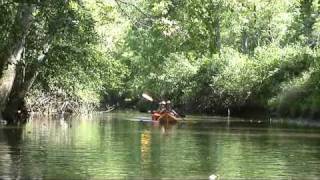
[0,0,320,124]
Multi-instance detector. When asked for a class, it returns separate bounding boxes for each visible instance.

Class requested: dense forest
[0,0,320,123]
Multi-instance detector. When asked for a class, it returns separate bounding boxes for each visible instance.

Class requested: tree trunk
[241,30,249,54]
[3,63,39,123]
[213,17,221,54]
[3,42,50,123]
[300,0,316,47]
[208,16,221,55]
[206,3,221,55]
[300,0,314,37]
[0,3,34,118]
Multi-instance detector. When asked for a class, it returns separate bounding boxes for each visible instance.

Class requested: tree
[0,2,34,119]
[0,0,101,122]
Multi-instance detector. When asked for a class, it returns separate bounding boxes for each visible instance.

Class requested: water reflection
[0,113,319,179]
[0,125,24,179]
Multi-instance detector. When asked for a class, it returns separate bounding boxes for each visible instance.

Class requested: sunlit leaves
[2,0,318,116]
[151,0,172,16]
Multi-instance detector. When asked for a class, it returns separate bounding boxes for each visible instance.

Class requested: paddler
[159,101,166,112]
[165,100,179,116]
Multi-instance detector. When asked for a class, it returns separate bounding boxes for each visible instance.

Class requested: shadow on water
[0,124,25,179]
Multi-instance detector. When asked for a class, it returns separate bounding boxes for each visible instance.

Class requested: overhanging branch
[114,0,153,19]
[114,0,155,28]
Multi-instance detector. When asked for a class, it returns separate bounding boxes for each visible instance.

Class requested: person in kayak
[151,101,166,121]
[164,100,179,117]
[159,101,166,112]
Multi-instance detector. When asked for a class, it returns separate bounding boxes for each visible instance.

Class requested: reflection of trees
[0,125,24,179]
[156,124,202,178]
[157,120,320,179]
[206,128,320,179]
[1,114,320,179]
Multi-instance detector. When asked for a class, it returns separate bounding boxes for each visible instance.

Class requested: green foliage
[268,48,320,118]
[2,0,320,118]
[112,0,320,118]
[0,0,128,112]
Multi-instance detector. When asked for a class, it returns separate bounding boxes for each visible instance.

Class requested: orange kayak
[152,112,161,121]
[152,112,178,124]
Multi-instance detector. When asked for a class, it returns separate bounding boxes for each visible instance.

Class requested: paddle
[142,93,154,102]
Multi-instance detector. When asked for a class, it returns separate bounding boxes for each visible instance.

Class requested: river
[0,112,320,179]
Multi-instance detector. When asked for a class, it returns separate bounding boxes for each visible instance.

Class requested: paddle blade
[142,93,153,102]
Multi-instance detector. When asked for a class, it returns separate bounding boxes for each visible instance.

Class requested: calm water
[1,112,320,179]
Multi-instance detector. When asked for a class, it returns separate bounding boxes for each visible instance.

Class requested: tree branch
[114,0,154,19]
[114,0,154,28]
[0,0,15,7]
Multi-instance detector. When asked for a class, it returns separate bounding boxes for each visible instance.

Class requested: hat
[159,101,166,105]
[166,100,171,104]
